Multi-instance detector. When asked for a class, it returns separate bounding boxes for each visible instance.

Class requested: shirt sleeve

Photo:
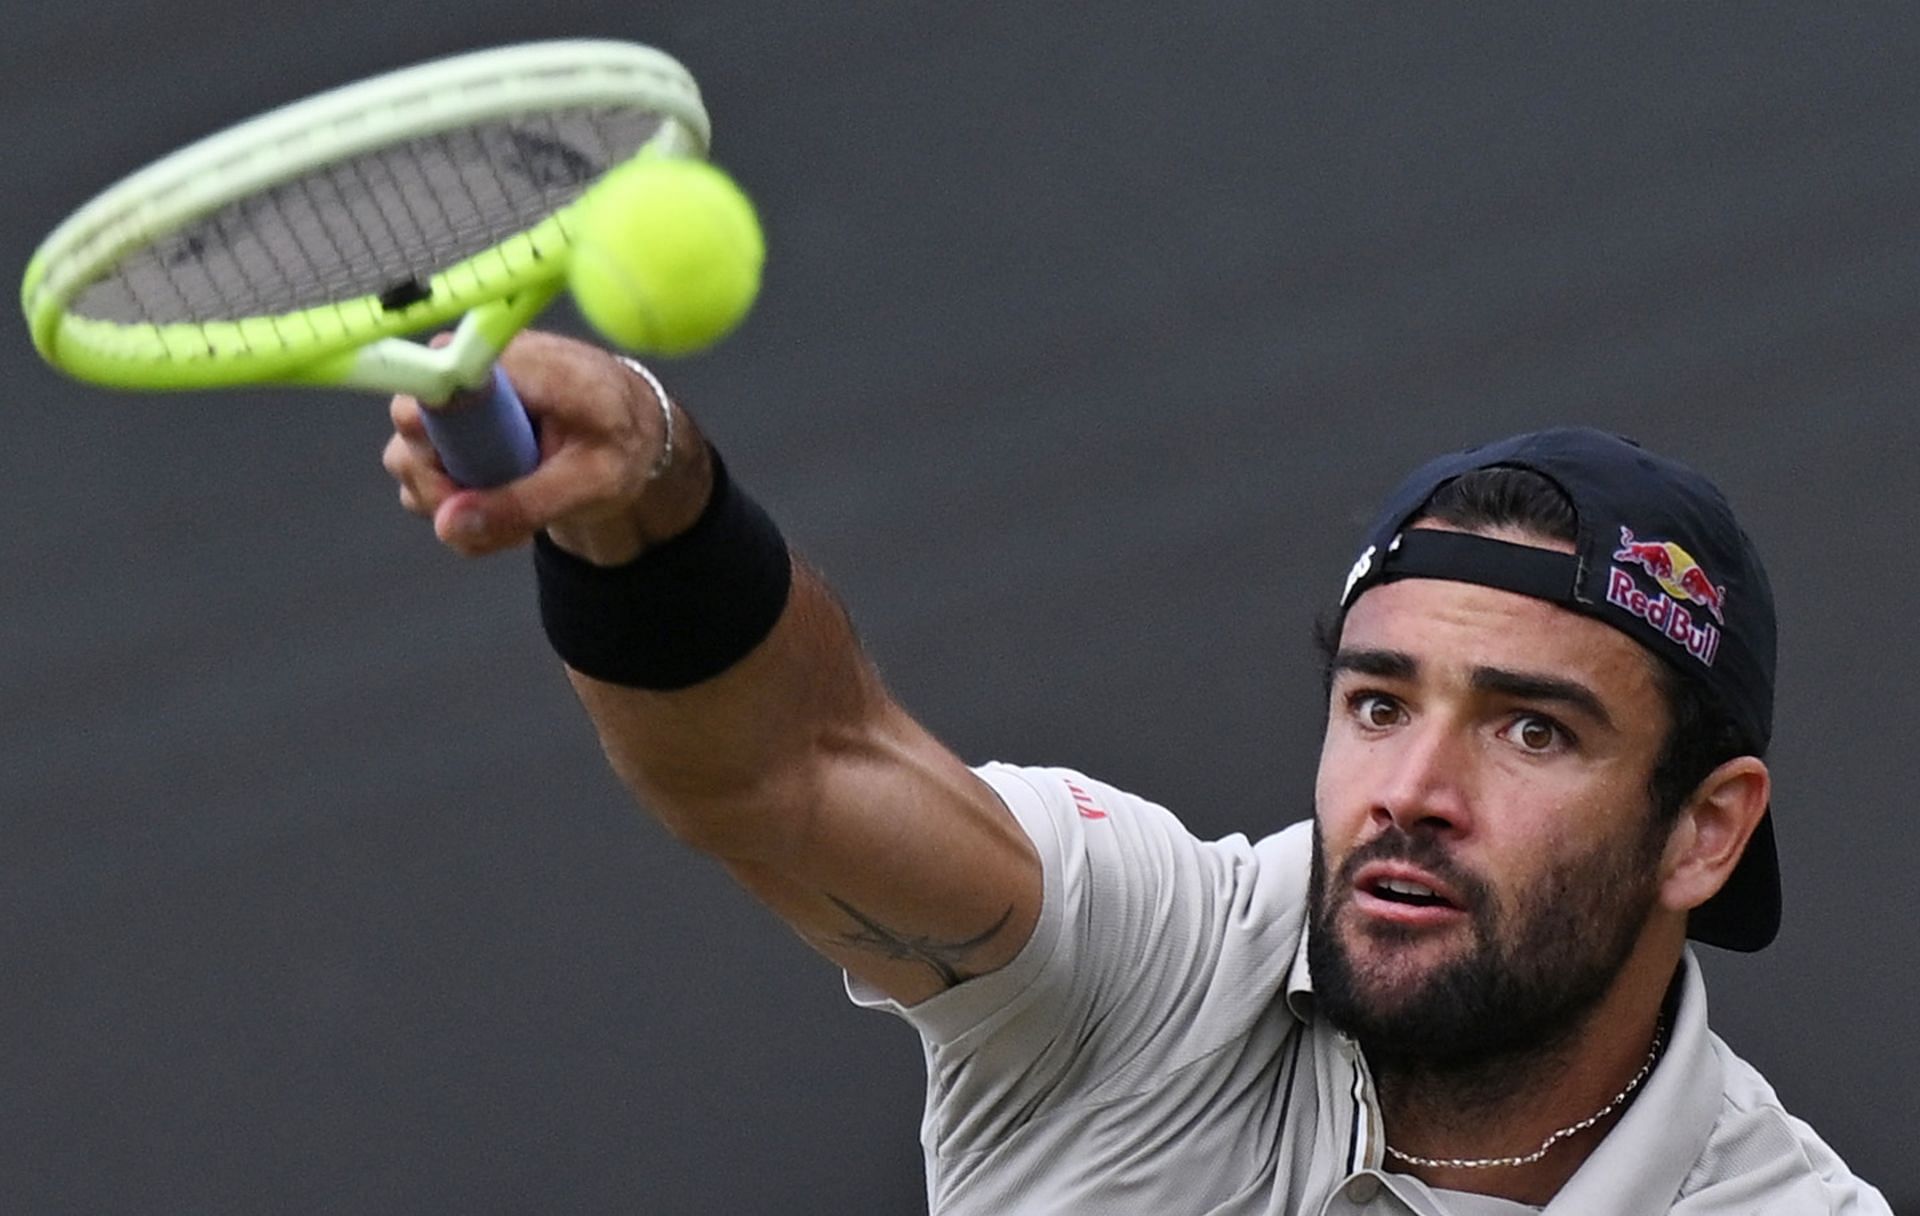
[846,762,1311,1156]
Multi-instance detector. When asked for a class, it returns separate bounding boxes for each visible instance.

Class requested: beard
[1306,813,1665,1088]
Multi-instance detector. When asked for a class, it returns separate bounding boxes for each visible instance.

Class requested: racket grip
[422,366,540,488]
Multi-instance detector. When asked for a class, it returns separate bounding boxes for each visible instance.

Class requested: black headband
[1370,530,1582,605]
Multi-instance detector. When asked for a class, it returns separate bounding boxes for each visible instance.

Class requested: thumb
[432,446,632,554]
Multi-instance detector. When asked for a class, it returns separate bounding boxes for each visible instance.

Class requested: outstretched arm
[384,331,1040,1006]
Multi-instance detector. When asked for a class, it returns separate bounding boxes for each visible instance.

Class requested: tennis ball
[567,158,765,355]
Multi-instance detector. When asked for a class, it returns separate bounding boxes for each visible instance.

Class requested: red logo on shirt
[1066,781,1109,820]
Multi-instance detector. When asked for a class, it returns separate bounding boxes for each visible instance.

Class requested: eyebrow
[1329,648,1416,680]
[1329,648,1615,730]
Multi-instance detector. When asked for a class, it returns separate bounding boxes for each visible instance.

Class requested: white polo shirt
[847,763,1891,1214]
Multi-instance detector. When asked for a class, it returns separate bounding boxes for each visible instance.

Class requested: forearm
[560,534,1034,1000]
[532,395,892,855]
[563,559,895,858]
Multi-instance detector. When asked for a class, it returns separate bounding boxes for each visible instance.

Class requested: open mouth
[1368,876,1452,907]
[1351,863,1467,923]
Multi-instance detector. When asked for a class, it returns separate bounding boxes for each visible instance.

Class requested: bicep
[720,713,1042,1007]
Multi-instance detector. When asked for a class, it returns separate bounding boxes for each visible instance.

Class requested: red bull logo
[1608,526,1725,666]
[1612,528,1727,623]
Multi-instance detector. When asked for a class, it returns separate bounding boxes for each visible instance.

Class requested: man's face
[1308,542,1676,1072]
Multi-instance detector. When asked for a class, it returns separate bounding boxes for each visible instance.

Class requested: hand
[383,330,704,562]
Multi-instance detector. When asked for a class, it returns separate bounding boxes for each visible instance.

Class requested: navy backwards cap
[1337,427,1779,952]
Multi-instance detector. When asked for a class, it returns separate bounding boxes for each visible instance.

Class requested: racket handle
[421,366,540,488]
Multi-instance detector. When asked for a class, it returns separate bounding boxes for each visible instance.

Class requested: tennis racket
[20,40,711,488]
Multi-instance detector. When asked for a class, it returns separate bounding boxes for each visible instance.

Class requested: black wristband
[533,451,792,690]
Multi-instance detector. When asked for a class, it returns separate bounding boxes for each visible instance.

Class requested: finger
[383,429,458,518]
[432,491,486,552]
[381,424,451,488]
[432,489,536,556]
[434,445,637,547]
[389,392,430,443]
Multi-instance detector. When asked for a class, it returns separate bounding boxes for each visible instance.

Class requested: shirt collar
[1284,917,1317,1023]
[1542,948,1723,1213]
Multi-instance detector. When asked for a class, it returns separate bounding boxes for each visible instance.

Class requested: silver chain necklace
[1383,1025,1664,1171]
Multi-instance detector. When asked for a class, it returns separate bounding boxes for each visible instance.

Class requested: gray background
[4,3,1915,1212]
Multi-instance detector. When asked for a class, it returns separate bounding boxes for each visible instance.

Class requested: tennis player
[384,332,1892,1214]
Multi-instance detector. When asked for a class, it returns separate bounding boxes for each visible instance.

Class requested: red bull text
[1609,526,1725,666]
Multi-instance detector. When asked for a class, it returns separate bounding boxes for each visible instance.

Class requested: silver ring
[616,355,676,482]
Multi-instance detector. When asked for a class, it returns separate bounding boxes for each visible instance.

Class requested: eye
[1501,712,1572,754]
[1348,692,1405,730]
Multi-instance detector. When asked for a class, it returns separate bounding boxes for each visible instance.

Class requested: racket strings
[70,105,662,335]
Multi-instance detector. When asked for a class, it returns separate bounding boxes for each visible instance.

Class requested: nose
[1370,717,1475,838]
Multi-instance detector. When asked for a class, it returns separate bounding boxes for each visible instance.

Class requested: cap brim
[1687,808,1780,952]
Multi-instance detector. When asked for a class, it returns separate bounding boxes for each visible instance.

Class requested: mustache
[1333,827,1493,912]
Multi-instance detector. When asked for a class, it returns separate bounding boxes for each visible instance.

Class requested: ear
[1658,756,1771,914]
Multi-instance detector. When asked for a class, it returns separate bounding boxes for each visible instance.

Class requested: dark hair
[1320,466,1753,824]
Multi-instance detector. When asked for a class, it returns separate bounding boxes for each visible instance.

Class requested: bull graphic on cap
[1612,527,1727,623]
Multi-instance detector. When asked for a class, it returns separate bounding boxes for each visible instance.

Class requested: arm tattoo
[821,893,1014,989]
